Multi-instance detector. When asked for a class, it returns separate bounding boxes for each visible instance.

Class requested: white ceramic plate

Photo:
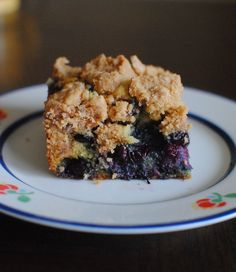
[0,85,236,234]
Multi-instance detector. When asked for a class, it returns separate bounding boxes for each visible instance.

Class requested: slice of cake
[44,54,192,181]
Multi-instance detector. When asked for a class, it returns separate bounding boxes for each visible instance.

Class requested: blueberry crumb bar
[44,54,192,181]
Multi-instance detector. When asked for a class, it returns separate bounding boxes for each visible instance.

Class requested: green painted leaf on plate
[6,190,17,194]
[211,198,222,203]
[17,195,31,203]
[224,193,236,198]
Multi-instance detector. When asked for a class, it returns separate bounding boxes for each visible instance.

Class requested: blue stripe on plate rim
[1,200,236,231]
[0,95,236,231]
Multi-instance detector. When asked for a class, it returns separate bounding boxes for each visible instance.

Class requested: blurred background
[0,0,235,100]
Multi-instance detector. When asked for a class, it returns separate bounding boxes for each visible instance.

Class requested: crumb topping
[104,94,115,105]
[160,105,191,135]
[49,82,90,106]
[130,55,146,75]
[144,65,166,76]
[53,57,81,79]
[80,54,136,94]
[95,123,139,153]
[130,55,165,76]
[45,82,108,136]
[129,72,183,120]
[108,101,135,123]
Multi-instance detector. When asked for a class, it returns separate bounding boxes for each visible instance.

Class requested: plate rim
[1,201,236,234]
[1,84,236,234]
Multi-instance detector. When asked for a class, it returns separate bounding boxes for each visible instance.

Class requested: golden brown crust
[45,82,108,134]
[80,54,136,94]
[108,101,135,123]
[130,55,165,76]
[129,72,183,120]
[53,57,81,79]
[44,54,190,172]
[159,105,191,135]
[130,55,146,75]
[44,122,73,172]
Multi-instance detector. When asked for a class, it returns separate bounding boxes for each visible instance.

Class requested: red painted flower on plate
[0,184,18,193]
[0,109,7,120]
[196,198,226,209]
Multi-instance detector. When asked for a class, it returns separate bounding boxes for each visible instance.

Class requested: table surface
[0,1,236,271]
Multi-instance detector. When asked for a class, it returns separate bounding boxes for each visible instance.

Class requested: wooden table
[0,1,236,271]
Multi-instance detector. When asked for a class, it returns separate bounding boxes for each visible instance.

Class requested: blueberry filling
[166,131,190,146]
[133,120,165,148]
[159,143,191,178]
[47,79,63,95]
[130,98,140,117]
[107,145,150,182]
[110,118,192,180]
[85,82,94,92]
[74,133,94,144]
[57,122,191,180]
[58,158,91,179]
[107,136,191,181]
